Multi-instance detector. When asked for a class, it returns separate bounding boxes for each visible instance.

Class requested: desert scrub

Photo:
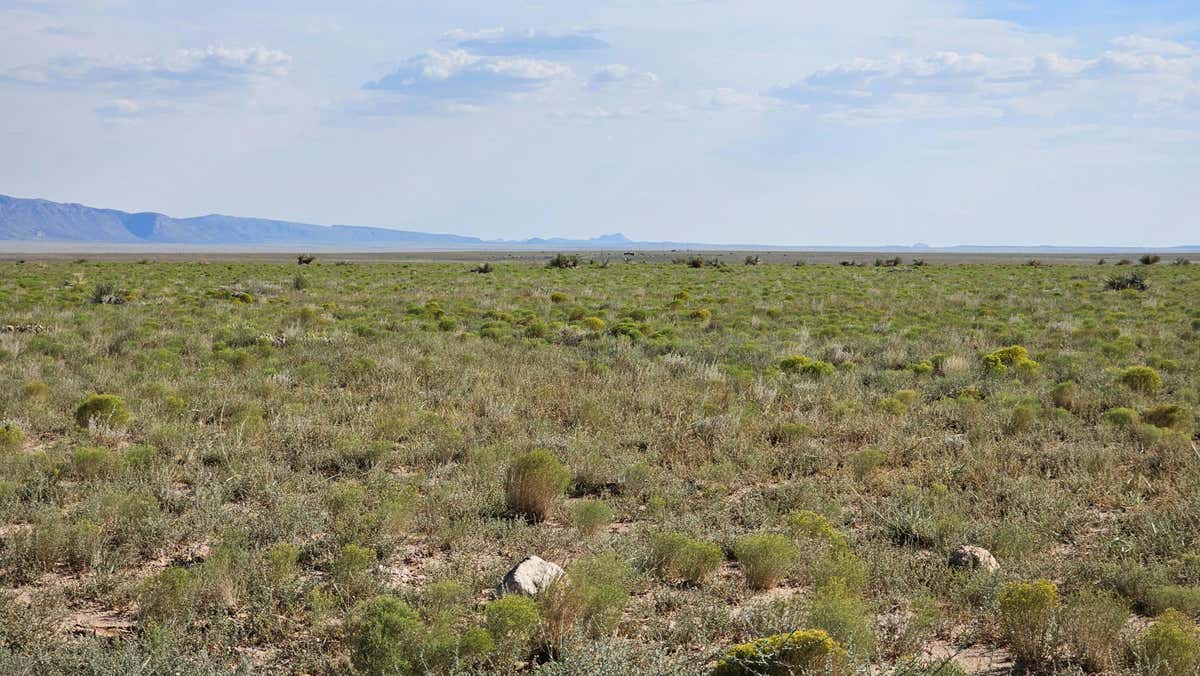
[1050,381,1082,412]
[1103,407,1140,429]
[982,345,1040,378]
[779,355,835,378]
[711,629,849,676]
[503,449,571,522]
[485,595,541,661]
[545,553,634,639]
[1119,365,1163,394]
[0,423,23,452]
[570,499,614,535]
[733,533,798,590]
[1138,609,1200,675]
[346,595,422,674]
[1142,404,1192,431]
[74,393,131,428]
[649,532,723,585]
[806,579,875,656]
[996,579,1060,667]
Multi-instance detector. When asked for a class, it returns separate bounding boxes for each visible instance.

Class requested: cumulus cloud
[3,45,291,87]
[443,28,609,56]
[364,49,569,100]
[589,64,658,88]
[771,35,1200,119]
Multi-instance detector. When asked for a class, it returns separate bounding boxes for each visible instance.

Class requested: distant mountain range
[1,194,1197,252]
[0,194,633,248]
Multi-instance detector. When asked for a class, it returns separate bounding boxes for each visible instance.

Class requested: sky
[1,1,1198,246]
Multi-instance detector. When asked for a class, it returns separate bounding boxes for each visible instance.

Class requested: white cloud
[589,64,659,88]
[772,35,1200,120]
[4,44,291,87]
[364,49,569,100]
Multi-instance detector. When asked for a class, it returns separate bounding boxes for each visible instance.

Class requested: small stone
[497,555,566,596]
[949,545,999,574]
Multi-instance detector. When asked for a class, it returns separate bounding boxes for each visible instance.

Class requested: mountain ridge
[1,194,1197,252]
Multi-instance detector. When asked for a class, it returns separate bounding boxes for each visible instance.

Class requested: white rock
[497,555,566,596]
[949,545,999,574]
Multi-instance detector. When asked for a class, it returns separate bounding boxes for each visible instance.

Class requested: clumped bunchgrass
[505,449,571,522]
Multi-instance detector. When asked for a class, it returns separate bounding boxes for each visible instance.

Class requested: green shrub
[1143,404,1192,431]
[850,447,887,481]
[779,355,835,378]
[997,579,1059,666]
[331,544,377,598]
[712,629,850,676]
[806,580,875,655]
[1119,366,1163,394]
[1147,585,1200,616]
[1139,609,1200,676]
[71,446,113,480]
[908,360,934,376]
[21,380,49,401]
[74,394,130,428]
[1051,381,1081,411]
[581,316,606,332]
[733,533,798,590]
[570,499,614,535]
[650,532,723,585]
[0,423,24,453]
[877,397,907,415]
[567,553,633,636]
[347,595,423,675]
[505,449,570,522]
[122,444,157,471]
[139,567,197,624]
[266,543,301,584]
[983,345,1040,378]
[787,511,848,549]
[1102,407,1140,429]
[485,595,541,653]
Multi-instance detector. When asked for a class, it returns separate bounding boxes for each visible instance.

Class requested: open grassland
[0,258,1198,674]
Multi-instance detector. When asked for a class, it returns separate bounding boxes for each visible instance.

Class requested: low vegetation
[0,257,1197,673]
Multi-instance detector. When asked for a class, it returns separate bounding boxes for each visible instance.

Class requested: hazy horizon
[3,2,1199,246]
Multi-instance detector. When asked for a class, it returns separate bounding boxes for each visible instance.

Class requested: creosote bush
[712,629,850,676]
[505,449,571,522]
[74,393,130,428]
[733,533,797,590]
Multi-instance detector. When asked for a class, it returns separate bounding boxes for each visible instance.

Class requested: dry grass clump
[505,449,571,522]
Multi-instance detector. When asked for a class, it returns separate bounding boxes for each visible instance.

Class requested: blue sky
[1,1,1197,246]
